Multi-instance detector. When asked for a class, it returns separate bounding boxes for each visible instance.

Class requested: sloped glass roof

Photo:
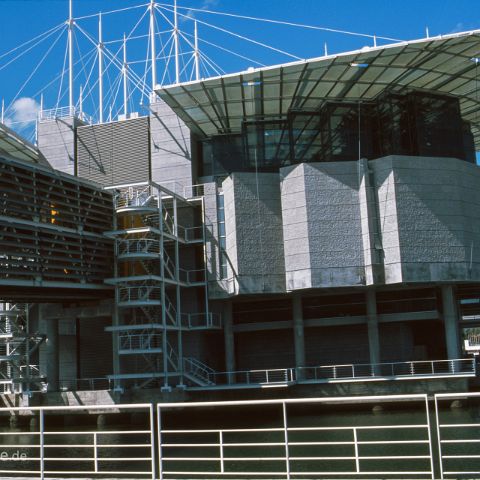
[0,122,46,164]
[156,30,480,148]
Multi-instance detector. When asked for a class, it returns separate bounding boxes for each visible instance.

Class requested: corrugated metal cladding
[76,116,150,186]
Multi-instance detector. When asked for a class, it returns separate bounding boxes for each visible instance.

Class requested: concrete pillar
[441,285,461,360]
[223,301,235,383]
[292,295,306,380]
[366,289,381,368]
[38,305,60,392]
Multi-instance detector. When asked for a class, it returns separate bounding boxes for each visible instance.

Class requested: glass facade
[199,90,476,177]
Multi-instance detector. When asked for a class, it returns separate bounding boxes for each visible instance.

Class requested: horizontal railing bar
[161,471,432,476]
[162,428,284,433]
[43,457,151,461]
[43,429,151,434]
[43,471,152,475]
[441,439,480,443]
[163,456,286,461]
[288,425,428,431]
[44,443,150,448]
[443,454,480,459]
[439,423,480,428]
[0,403,153,411]
[157,393,429,408]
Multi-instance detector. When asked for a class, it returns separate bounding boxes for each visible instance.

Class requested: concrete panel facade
[223,172,286,294]
[281,162,365,290]
[37,116,85,174]
[150,99,193,190]
[381,155,480,284]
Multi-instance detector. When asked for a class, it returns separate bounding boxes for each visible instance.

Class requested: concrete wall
[280,162,365,290]
[37,117,84,174]
[373,156,480,284]
[150,99,193,189]
[223,172,286,294]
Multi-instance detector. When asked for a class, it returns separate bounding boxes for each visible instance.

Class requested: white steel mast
[123,34,128,118]
[174,0,180,84]
[98,12,104,123]
[149,1,157,95]
[194,21,200,81]
[68,0,74,114]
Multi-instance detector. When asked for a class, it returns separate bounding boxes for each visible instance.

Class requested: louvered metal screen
[77,116,150,186]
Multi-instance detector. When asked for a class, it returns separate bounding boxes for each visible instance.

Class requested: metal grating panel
[77,116,150,186]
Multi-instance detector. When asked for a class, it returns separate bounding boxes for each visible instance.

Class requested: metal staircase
[105,181,220,390]
[0,304,46,393]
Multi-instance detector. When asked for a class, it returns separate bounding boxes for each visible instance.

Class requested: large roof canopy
[156,30,480,147]
[0,122,47,165]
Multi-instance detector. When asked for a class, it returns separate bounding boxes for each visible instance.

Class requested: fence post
[219,430,224,473]
[157,405,163,480]
[150,404,156,480]
[353,427,360,473]
[93,432,98,473]
[282,402,291,480]
[40,409,44,480]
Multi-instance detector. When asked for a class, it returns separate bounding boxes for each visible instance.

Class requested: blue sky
[0,0,478,139]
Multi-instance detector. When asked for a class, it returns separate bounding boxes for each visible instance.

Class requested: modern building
[1,29,480,398]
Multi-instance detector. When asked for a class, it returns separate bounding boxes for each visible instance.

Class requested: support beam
[366,289,381,366]
[223,301,235,383]
[441,285,461,360]
[194,21,200,81]
[292,294,306,380]
[68,0,74,114]
[149,0,157,94]
[174,0,180,84]
[123,34,128,118]
[98,12,104,123]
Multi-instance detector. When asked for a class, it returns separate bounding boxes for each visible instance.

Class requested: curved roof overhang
[155,30,480,148]
[0,121,48,165]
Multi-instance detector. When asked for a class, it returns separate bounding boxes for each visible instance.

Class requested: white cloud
[186,0,220,19]
[4,97,40,128]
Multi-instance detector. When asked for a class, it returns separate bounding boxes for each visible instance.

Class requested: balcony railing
[201,358,475,388]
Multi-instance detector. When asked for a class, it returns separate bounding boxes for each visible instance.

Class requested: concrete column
[38,305,60,392]
[223,301,235,383]
[292,295,306,380]
[441,285,461,360]
[366,289,381,367]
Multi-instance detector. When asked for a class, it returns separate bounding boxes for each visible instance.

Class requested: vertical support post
[79,85,83,118]
[219,430,224,473]
[194,21,200,81]
[292,294,306,381]
[159,191,168,388]
[442,285,460,360]
[157,405,163,480]
[353,427,360,473]
[93,432,98,472]
[173,197,183,386]
[98,12,104,123]
[123,34,128,118]
[282,402,290,480]
[150,404,156,480]
[424,395,435,480]
[68,0,74,114]
[174,0,180,84]
[223,301,235,383]
[434,396,444,480]
[366,289,381,370]
[40,409,45,480]
[149,1,157,94]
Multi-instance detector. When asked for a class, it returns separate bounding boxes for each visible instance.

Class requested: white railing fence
[157,394,435,479]
[0,403,155,480]
[435,392,480,479]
